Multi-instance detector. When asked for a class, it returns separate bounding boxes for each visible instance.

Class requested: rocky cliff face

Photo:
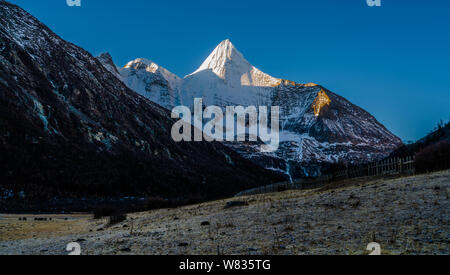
[0,0,283,211]
[101,39,402,179]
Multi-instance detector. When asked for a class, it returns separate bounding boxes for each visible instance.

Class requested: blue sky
[8,0,450,141]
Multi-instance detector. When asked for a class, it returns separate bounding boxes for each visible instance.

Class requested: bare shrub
[108,213,127,225]
[415,140,450,173]
[93,205,118,219]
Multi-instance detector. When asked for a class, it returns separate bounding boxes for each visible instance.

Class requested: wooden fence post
[396,157,399,174]
[400,157,403,174]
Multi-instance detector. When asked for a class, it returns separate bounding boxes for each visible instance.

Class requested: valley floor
[0,170,449,255]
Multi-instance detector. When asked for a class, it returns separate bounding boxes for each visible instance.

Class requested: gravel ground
[0,170,449,255]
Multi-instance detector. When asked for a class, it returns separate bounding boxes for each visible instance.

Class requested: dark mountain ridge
[390,121,450,158]
[0,0,283,212]
[390,121,450,173]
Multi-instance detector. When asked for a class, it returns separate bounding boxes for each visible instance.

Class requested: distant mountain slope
[0,0,283,211]
[100,40,402,179]
[390,122,450,158]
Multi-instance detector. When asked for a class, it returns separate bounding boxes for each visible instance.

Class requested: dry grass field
[0,170,449,255]
[0,214,90,242]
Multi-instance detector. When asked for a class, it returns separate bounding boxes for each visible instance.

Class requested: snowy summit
[187,39,280,87]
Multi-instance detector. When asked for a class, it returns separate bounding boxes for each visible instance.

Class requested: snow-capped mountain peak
[189,39,241,78]
[98,57,183,109]
[124,58,182,83]
[96,39,402,178]
[187,39,280,87]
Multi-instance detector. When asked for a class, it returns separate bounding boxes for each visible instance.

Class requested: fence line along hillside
[235,156,415,197]
[333,156,415,180]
